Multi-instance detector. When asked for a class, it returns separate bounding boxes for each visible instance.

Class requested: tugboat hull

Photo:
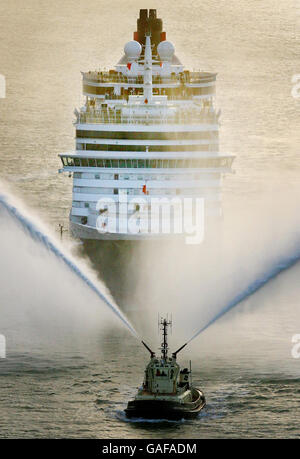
[125,389,206,420]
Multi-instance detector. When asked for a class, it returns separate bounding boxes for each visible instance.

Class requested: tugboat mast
[160,317,172,360]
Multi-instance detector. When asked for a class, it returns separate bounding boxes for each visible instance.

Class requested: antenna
[57,223,68,241]
[189,360,193,387]
[159,316,172,360]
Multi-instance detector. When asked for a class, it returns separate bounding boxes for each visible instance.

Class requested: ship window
[85,144,212,153]
[84,202,89,208]
[67,157,74,166]
[82,157,226,170]
[76,130,219,141]
[74,158,80,166]
[95,174,100,179]
[61,157,67,166]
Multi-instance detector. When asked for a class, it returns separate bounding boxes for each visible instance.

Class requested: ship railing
[83,74,198,85]
[77,114,217,125]
[83,69,215,82]
[83,77,210,85]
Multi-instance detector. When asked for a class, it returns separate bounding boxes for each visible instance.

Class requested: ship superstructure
[59,9,234,240]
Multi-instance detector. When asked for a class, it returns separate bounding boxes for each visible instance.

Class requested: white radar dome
[157,41,175,61]
[124,40,142,61]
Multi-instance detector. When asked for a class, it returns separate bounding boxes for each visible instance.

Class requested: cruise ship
[59,9,234,241]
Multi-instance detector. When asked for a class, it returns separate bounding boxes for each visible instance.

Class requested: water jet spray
[187,245,300,344]
[0,190,138,338]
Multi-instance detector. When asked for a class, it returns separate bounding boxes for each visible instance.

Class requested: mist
[1,181,300,375]
[0,188,136,360]
[132,186,300,371]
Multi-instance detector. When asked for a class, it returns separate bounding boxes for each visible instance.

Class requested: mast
[159,317,172,360]
[143,34,153,103]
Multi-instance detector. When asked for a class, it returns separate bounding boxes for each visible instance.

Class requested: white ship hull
[70,219,191,241]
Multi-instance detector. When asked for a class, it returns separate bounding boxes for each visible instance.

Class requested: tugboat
[125,318,206,420]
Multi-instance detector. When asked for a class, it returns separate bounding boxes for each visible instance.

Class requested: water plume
[0,187,137,338]
[132,187,300,347]
[187,245,300,343]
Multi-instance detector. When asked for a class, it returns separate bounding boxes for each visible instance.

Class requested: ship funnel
[135,9,164,49]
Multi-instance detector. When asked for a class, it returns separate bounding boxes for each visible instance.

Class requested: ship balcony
[59,154,234,171]
[82,71,216,86]
[77,112,218,126]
